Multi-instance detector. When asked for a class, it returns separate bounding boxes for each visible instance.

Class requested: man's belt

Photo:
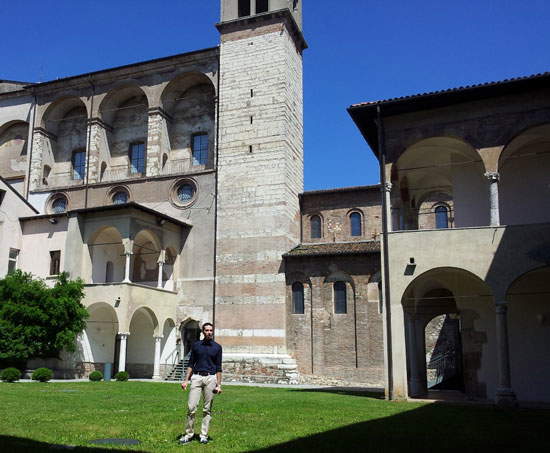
[196,371,215,376]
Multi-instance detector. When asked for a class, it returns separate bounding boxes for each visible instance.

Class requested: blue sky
[1,1,549,190]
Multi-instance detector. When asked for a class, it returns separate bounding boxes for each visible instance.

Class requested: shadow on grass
[291,387,385,399]
[248,402,550,453]
[0,435,147,453]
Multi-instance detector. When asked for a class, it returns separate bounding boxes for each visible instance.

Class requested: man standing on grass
[180,322,222,445]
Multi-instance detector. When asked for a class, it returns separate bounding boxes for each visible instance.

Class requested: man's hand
[181,380,189,391]
[214,385,222,394]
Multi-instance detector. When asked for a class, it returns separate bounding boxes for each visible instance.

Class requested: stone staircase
[164,358,189,381]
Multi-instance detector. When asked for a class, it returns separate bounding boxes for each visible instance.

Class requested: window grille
[51,197,67,214]
[112,191,128,204]
[177,183,195,202]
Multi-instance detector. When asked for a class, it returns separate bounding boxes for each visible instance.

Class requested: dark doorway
[182,321,201,358]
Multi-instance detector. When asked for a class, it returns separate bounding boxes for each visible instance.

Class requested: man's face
[203,325,214,340]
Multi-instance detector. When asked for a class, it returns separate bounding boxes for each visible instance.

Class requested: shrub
[114,371,129,382]
[89,370,103,382]
[1,367,21,383]
[32,367,53,382]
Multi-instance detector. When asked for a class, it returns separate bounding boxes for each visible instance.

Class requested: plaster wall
[19,217,68,279]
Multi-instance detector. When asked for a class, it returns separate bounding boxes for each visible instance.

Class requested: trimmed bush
[89,370,103,382]
[1,367,21,383]
[32,367,53,382]
[114,371,129,382]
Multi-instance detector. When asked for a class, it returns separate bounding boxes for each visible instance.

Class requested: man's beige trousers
[185,374,217,437]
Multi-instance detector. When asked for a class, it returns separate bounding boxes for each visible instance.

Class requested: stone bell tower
[215,0,306,381]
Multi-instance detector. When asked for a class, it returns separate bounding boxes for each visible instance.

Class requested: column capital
[157,249,166,264]
[383,182,393,192]
[484,171,500,182]
[118,332,130,339]
[154,335,164,341]
[496,301,508,313]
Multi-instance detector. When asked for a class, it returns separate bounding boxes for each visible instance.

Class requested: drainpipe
[84,77,95,208]
[25,91,37,200]
[212,47,222,332]
[377,104,394,400]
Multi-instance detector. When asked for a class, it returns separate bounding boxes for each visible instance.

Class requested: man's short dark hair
[202,322,214,331]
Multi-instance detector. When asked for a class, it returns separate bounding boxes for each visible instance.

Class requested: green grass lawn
[0,382,549,452]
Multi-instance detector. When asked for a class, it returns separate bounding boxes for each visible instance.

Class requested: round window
[51,196,68,214]
[177,184,195,202]
[112,191,129,204]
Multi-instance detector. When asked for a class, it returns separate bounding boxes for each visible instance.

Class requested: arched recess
[132,229,161,286]
[180,319,201,360]
[99,84,149,180]
[401,267,495,400]
[160,72,216,172]
[88,226,125,284]
[499,124,550,225]
[506,266,550,403]
[127,306,159,378]
[393,137,488,229]
[0,120,29,179]
[40,97,88,187]
[160,318,178,372]
[80,302,119,366]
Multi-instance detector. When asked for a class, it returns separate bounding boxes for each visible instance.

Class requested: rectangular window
[238,0,251,17]
[8,248,19,274]
[129,143,146,175]
[49,250,61,276]
[72,149,86,180]
[256,0,269,14]
[192,133,209,166]
[334,281,347,314]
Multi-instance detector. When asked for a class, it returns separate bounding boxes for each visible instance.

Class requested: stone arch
[87,226,125,284]
[98,84,149,176]
[81,302,119,367]
[127,306,160,378]
[0,120,29,178]
[498,123,550,225]
[394,136,488,229]
[160,318,178,371]
[160,72,216,170]
[132,229,162,285]
[401,267,495,400]
[505,266,550,403]
[39,97,88,187]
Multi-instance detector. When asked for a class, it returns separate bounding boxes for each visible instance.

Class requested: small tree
[0,271,88,365]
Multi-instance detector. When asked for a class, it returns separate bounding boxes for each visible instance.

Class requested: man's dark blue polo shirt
[188,339,222,375]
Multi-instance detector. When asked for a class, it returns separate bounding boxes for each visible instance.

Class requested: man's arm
[181,365,193,390]
[214,346,222,393]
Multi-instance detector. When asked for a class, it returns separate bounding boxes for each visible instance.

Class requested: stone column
[495,302,517,406]
[383,182,393,232]
[406,314,427,397]
[123,253,132,283]
[485,172,500,226]
[118,333,129,372]
[146,108,170,177]
[153,335,163,380]
[86,118,111,184]
[157,250,166,289]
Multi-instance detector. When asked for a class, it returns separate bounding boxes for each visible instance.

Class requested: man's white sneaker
[179,434,194,444]
[199,435,209,444]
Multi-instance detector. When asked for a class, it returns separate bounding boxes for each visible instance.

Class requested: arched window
[334,281,347,314]
[51,196,68,214]
[292,282,304,314]
[112,191,128,205]
[310,215,322,239]
[435,206,449,229]
[350,212,362,236]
